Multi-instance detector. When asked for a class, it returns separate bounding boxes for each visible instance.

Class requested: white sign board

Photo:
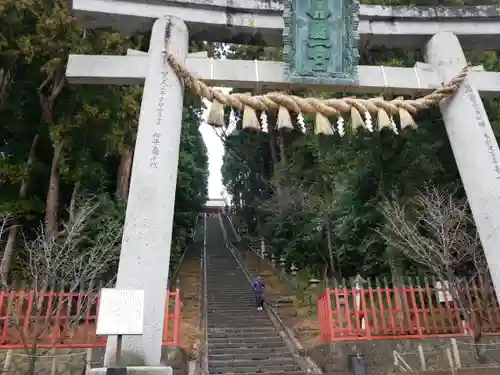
[435,281,453,303]
[96,288,145,335]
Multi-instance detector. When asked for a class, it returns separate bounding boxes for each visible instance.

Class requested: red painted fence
[0,289,181,348]
[318,279,500,343]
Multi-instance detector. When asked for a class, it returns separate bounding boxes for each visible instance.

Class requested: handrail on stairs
[223,214,299,290]
[221,213,241,243]
[201,213,209,375]
[192,213,209,375]
[169,216,200,288]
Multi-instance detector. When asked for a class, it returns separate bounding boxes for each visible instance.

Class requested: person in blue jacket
[252,276,265,311]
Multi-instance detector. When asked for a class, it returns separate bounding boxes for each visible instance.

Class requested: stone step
[207,310,264,315]
[206,270,244,273]
[206,285,249,287]
[208,325,276,331]
[210,357,296,368]
[207,294,252,297]
[208,325,274,331]
[208,317,270,322]
[207,299,256,303]
[209,351,293,361]
[206,268,241,270]
[207,291,251,294]
[207,299,257,303]
[206,290,252,293]
[209,346,290,356]
[208,344,287,352]
[207,303,257,307]
[206,295,254,298]
[207,306,262,311]
[208,330,276,339]
[209,372,303,375]
[207,299,255,302]
[206,307,262,312]
[208,320,272,326]
[208,336,283,344]
[208,317,271,324]
[207,270,242,272]
[207,322,275,329]
[207,305,259,310]
[207,305,262,310]
[207,312,269,319]
[209,363,300,374]
[207,296,255,299]
[206,297,255,301]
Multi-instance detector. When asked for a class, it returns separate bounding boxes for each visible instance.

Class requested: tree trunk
[269,133,283,201]
[326,220,336,279]
[0,134,40,281]
[0,59,16,107]
[116,148,133,200]
[26,342,38,375]
[45,141,64,240]
[68,181,80,224]
[278,129,286,165]
[268,134,278,175]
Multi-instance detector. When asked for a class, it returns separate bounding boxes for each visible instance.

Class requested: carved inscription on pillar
[149,71,168,169]
[283,0,359,86]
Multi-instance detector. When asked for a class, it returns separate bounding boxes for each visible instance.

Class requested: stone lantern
[308,278,320,288]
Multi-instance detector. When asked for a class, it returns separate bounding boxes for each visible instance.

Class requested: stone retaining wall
[307,337,500,374]
[0,346,188,375]
[394,369,500,375]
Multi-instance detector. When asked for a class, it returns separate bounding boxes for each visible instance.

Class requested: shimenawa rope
[165,53,469,135]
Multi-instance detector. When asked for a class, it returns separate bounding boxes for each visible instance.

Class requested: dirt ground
[241,247,322,349]
[175,250,202,360]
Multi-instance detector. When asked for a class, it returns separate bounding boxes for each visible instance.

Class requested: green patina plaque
[283,0,359,86]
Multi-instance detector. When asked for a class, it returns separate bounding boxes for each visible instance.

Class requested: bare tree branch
[380,187,482,280]
[1,195,122,373]
[379,186,492,357]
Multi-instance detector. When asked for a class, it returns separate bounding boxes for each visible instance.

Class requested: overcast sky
[197,45,230,202]
[199,98,226,200]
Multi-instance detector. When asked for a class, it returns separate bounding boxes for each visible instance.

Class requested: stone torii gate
[67,0,500,370]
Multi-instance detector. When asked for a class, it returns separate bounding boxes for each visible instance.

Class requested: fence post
[417,344,426,370]
[445,347,455,370]
[173,289,181,346]
[86,348,92,372]
[50,348,57,375]
[163,291,171,345]
[408,281,423,337]
[3,349,12,372]
[325,289,334,342]
[450,338,461,368]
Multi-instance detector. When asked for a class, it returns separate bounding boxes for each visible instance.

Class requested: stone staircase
[205,216,304,375]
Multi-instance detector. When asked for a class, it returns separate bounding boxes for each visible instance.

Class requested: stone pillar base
[89,366,173,375]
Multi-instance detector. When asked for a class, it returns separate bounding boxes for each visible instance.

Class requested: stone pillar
[425,32,500,300]
[104,16,188,366]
